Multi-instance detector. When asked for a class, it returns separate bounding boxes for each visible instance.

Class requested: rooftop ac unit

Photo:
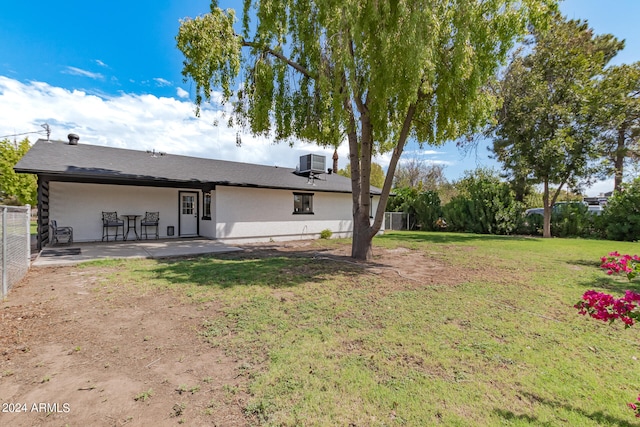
[299,154,326,175]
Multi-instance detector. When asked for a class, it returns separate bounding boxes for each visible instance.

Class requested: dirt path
[1,266,248,426]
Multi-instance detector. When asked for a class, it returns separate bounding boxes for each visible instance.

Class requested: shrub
[521,203,606,238]
[385,186,418,214]
[319,229,332,239]
[519,212,543,235]
[442,169,522,235]
[414,190,442,231]
[551,203,589,238]
[602,178,640,241]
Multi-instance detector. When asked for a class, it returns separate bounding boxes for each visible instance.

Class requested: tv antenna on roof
[41,123,50,140]
[0,122,51,141]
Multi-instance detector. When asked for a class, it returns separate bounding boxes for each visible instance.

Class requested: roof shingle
[15,139,381,194]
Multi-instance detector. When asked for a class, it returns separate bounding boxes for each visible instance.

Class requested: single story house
[15,135,383,249]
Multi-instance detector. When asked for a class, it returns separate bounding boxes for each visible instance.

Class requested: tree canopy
[592,62,640,191]
[490,13,623,237]
[0,138,36,206]
[177,0,557,259]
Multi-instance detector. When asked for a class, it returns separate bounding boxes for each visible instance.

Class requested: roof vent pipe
[68,133,79,145]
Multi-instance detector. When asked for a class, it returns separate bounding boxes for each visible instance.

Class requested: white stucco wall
[214,186,378,243]
[48,182,382,244]
[48,182,196,242]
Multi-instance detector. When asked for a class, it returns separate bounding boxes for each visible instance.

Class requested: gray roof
[15,139,381,194]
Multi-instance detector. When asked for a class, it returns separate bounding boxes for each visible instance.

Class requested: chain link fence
[384,212,415,231]
[1,205,31,299]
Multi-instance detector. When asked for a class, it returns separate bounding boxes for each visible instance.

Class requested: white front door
[180,192,198,236]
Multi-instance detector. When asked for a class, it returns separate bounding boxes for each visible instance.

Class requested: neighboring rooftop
[15,139,381,194]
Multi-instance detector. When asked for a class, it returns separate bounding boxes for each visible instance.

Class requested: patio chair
[50,219,73,245]
[102,211,124,241]
[141,211,159,239]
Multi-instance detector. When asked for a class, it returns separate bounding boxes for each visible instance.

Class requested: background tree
[177,0,556,259]
[338,162,385,188]
[490,139,535,203]
[442,168,521,235]
[591,62,640,192]
[0,138,36,206]
[490,14,624,238]
[393,158,448,190]
[388,159,452,229]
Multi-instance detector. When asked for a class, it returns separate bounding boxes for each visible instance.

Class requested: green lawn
[88,232,640,426]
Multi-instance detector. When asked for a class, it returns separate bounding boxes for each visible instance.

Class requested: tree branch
[242,40,316,80]
[370,101,419,237]
[347,38,367,116]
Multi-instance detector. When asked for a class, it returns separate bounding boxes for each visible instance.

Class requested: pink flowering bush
[600,252,640,280]
[575,252,640,327]
[575,289,640,327]
[575,252,640,416]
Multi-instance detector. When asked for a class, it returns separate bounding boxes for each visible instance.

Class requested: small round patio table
[121,214,141,241]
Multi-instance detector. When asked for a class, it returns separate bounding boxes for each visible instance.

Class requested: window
[293,193,314,214]
[202,192,212,220]
[182,195,194,215]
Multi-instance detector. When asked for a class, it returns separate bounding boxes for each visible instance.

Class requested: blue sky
[1,0,638,196]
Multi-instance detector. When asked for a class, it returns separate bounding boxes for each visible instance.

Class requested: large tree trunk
[351,112,373,259]
[614,126,626,192]
[347,95,418,261]
[542,177,568,238]
[352,210,373,260]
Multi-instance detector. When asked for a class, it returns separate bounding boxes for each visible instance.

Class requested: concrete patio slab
[32,238,243,267]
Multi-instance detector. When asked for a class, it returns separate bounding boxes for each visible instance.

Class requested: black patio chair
[141,211,159,239]
[102,211,124,241]
[50,219,73,245]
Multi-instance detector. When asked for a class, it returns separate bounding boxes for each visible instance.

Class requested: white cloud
[402,148,446,157]
[153,77,172,87]
[0,75,620,194]
[176,87,189,99]
[0,76,333,170]
[62,66,104,80]
[95,59,108,68]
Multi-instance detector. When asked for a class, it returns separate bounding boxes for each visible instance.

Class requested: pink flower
[581,256,640,419]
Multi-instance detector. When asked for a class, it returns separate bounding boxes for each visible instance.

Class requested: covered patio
[32,238,243,267]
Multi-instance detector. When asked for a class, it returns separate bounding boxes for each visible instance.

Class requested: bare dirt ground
[0,242,471,426]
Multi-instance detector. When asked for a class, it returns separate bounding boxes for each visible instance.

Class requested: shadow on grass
[569,259,602,269]
[495,392,636,427]
[493,409,554,427]
[149,247,367,289]
[575,275,640,294]
[566,259,640,293]
[376,231,540,245]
